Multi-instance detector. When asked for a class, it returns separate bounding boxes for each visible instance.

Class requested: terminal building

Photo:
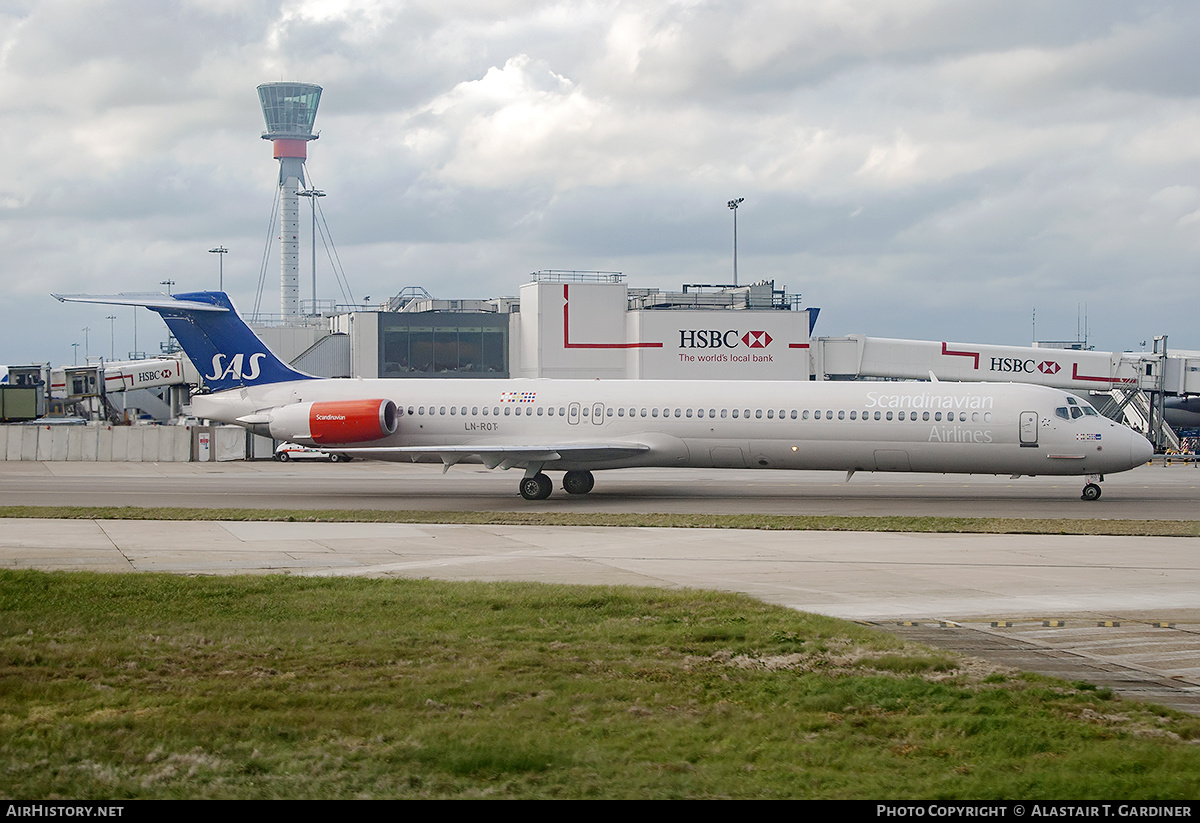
[256,271,820,383]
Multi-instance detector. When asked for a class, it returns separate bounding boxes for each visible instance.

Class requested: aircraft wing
[331,441,651,470]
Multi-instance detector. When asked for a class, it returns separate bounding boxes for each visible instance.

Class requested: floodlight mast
[727,197,744,287]
[257,82,322,320]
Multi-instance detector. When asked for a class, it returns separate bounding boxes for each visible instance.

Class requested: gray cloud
[2,0,1198,368]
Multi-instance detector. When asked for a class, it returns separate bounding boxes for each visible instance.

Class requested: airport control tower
[257,82,322,320]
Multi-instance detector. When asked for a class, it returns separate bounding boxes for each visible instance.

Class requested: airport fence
[0,425,270,462]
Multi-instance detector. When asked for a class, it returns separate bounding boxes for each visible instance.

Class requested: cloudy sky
[3,0,1199,367]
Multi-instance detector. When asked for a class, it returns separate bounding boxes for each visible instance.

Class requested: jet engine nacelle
[267,398,398,444]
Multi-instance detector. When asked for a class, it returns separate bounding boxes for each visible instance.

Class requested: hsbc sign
[661,319,800,373]
[989,357,1062,375]
[679,330,774,349]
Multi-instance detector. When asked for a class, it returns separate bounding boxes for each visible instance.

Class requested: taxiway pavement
[1,459,1197,518]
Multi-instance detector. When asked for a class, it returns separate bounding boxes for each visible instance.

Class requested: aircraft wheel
[1081,483,1102,501]
[519,473,553,501]
[563,470,595,495]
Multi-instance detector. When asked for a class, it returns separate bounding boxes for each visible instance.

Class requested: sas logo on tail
[207,352,268,382]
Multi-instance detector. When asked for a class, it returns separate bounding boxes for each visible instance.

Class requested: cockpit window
[1058,397,1101,420]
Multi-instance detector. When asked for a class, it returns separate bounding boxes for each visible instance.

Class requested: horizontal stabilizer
[53,293,227,312]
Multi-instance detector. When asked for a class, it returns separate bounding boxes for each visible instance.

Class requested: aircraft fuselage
[193,377,1150,478]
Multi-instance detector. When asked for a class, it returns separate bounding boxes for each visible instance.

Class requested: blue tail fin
[53,291,314,391]
[152,292,313,391]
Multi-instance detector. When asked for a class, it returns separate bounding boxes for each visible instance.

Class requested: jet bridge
[812,335,1199,450]
[39,357,193,423]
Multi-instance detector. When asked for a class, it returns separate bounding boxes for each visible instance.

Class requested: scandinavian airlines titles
[865,391,995,410]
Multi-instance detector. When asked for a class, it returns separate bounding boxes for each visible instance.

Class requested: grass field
[2,570,1198,799]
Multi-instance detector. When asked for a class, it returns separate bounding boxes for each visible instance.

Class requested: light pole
[159,279,175,296]
[106,315,117,361]
[208,246,228,291]
[727,197,744,286]
[82,326,90,361]
[298,189,325,314]
[72,342,80,366]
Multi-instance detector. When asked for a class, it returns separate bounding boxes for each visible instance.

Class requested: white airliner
[54,291,1153,501]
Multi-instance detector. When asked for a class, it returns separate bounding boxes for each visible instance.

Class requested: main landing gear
[562,470,595,495]
[1081,474,1103,501]
[518,470,595,500]
[519,473,553,500]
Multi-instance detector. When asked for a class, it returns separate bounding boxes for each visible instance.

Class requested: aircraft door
[568,402,580,425]
[592,403,604,425]
[1019,411,1039,447]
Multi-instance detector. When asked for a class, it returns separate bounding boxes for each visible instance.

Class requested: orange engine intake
[306,399,398,444]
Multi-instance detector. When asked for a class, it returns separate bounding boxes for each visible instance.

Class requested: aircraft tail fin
[53,291,313,391]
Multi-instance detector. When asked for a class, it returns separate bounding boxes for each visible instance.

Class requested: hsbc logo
[990,357,1066,376]
[742,331,772,348]
[679,330,774,349]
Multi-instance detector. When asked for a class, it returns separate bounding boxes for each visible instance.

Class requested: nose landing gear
[1081,474,1103,501]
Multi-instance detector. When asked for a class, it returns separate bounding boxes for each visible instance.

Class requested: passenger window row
[399,405,993,423]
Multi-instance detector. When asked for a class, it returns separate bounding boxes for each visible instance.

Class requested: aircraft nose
[1131,431,1154,467]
